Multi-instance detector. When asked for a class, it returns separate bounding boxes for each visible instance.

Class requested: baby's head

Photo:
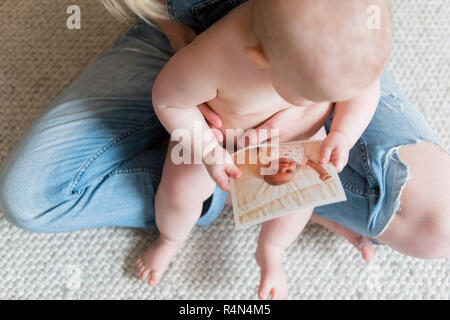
[248,0,392,104]
[263,158,297,186]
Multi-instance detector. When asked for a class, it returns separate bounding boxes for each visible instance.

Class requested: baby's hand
[204,146,241,192]
[319,131,352,172]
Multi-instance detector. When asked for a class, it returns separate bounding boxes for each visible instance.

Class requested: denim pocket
[191,0,247,29]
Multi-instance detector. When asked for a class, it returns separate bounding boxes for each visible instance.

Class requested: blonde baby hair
[101,0,168,23]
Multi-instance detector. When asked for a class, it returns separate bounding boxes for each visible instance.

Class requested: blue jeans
[0,0,441,237]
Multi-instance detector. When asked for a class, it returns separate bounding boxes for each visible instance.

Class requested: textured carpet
[0,0,448,299]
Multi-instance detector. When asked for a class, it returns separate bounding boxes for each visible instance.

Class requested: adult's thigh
[0,22,173,231]
[377,142,450,259]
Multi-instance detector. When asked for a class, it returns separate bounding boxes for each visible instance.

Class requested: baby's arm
[152,43,240,191]
[320,80,381,171]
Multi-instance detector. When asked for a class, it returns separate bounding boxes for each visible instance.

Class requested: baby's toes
[139,268,151,282]
[258,278,274,300]
[270,286,288,300]
[258,285,271,300]
[136,258,151,281]
[148,270,163,286]
[258,275,288,300]
[136,257,144,269]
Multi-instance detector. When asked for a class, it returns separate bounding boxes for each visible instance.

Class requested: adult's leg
[376,143,450,259]
[309,214,375,261]
[319,143,450,261]
[314,71,449,260]
[0,21,225,233]
[171,0,450,261]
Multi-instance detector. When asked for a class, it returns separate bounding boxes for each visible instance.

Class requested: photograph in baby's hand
[230,140,347,229]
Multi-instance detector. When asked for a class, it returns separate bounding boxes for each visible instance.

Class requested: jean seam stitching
[97,167,162,187]
[67,117,160,195]
[166,0,177,22]
[357,137,378,187]
[340,180,366,197]
[337,139,380,197]
[106,167,162,177]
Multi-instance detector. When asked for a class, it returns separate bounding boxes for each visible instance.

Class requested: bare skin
[310,142,450,261]
[149,0,449,273]
[305,160,332,182]
[151,1,380,178]
[264,158,331,186]
[255,208,313,300]
[137,0,394,299]
[138,2,337,292]
[309,214,376,262]
[137,142,216,285]
[376,143,450,259]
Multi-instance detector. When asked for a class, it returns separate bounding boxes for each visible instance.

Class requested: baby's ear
[245,45,269,69]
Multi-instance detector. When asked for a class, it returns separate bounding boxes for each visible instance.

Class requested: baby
[258,143,331,186]
[136,0,392,299]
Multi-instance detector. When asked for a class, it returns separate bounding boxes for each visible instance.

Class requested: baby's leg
[136,142,216,285]
[255,208,313,300]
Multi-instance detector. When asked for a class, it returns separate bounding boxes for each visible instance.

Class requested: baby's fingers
[320,143,334,164]
[214,165,241,192]
[330,148,348,172]
[198,103,222,129]
[214,172,231,192]
[210,127,224,142]
[226,164,242,179]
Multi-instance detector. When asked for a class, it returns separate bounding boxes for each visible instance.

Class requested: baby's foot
[255,244,288,300]
[136,236,182,285]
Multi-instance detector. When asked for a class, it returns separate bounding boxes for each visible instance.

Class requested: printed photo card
[230,140,347,229]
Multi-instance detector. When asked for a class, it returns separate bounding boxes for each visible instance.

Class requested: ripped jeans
[0,1,441,238]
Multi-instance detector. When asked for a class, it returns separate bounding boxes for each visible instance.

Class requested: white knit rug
[0,0,448,299]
